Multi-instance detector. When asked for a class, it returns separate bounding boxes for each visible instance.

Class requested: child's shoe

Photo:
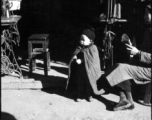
[86,96,94,102]
[75,98,85,102]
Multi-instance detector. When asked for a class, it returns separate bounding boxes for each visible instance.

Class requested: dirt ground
[1,60,151,120]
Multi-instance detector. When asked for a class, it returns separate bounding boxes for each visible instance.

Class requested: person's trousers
[116,80,131,92]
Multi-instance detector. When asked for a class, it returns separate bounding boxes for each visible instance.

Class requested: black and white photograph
[1,0,151,120]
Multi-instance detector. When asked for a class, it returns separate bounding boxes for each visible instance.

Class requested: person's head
[80,29,95,46]
[144,3,151,24]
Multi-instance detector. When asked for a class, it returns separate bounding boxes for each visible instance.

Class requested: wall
[16,0,146,63]
[17,0,102,62]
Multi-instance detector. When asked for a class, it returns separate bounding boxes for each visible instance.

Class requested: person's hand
[128,39,132,46]
[73,55,77,59]
[76,59,82,64]
[125,44,139,55]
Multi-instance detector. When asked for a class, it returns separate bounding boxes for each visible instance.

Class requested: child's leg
[76,75,86,99]
[86,88,93,99]
[85,79,94,102]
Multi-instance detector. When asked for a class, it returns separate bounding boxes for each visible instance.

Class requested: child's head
[80,29,95,46]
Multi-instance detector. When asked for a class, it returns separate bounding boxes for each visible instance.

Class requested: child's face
[144,8,151,24]
[80,34,91,46]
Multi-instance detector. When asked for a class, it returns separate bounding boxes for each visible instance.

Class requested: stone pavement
[2,89,151,120]
[2,60,68,89]
[1,60,151,120]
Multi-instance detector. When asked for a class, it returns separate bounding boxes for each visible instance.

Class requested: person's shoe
[86,96,94,102]
[125,104,135,110]
[117,104,135,111]
[138,100,151,106]
[114,100,129,108]
[75,98,85,102]
[114,100,134,111]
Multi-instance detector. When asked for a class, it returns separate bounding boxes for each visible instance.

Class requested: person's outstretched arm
[126,44,151,65]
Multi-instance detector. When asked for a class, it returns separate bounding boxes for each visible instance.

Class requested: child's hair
[81,29,95,42]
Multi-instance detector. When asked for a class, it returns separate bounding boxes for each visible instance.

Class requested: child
[66,28,105,102]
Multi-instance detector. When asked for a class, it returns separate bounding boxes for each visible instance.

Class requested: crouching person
[98,42,151,111]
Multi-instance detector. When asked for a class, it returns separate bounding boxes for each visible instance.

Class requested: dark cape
[66,44,104,95]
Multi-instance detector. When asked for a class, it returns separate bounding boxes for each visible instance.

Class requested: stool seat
[28,34,50,76]
[28,34,49,40]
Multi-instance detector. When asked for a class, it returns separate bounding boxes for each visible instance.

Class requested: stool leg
[143,83,151,105]
[28,42,36,75]
[44,52,48,76]
[29,58,33,75]
[28,41,33,75]
[32,58,36,71]
[47,51,50,71]
[29,57,36,74]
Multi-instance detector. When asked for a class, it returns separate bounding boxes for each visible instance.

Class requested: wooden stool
[143,83,151,105]
[28,34,50,76]
[137,82,151,106]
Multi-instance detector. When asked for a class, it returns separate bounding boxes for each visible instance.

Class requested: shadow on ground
[19,59,68,89]
[94,94,118,111]
[1,112,17,120]
[22,72,67,89]
[18,59,151,111]
[42,87,118,111]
